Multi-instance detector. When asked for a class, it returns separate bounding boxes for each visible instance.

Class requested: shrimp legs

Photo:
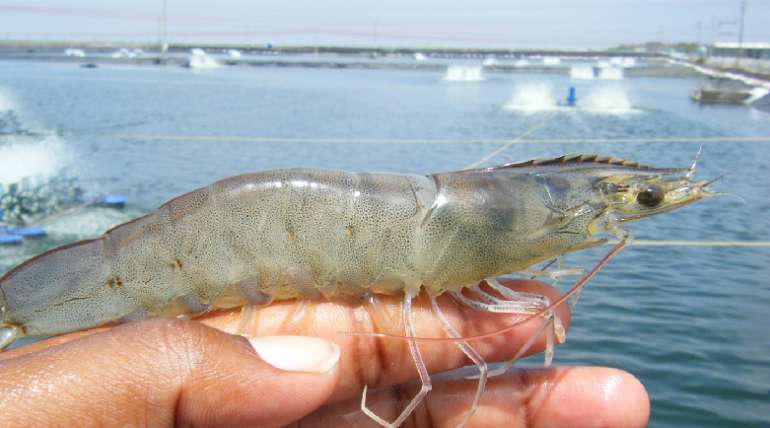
[359,238,627,427]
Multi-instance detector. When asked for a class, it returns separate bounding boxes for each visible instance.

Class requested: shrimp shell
[0,154,715,427]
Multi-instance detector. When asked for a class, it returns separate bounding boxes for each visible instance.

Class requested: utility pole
[696,20,702,45]
[373,21,379,48]
[160,0,168,56]
[737,0,746,63]
[656,24,664,51]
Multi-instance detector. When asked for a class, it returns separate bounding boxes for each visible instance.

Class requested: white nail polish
[247,335,340,373]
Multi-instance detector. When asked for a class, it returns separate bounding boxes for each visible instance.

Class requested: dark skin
[0,279,649,427]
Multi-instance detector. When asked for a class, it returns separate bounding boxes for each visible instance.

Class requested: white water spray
[597,66,624,80]
[580,86,635,113]
[503,83,637,114]
[0,136,72,186]
[186,48,221,69]
[513,59,530,67]
[610,57,636,67]
[503,84,558,112]
[570,66,595,80]
[542,57,561,66]
[444,65,484,82]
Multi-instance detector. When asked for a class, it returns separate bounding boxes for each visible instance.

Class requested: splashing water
[503,83,637,114]
[444,66,484,82]
[580,86,635,113]
[610,57,637,67]
[570,66,595,80]
[186,48,221,69]
[0,136,72,186]
[542,57,561,66]
[513,59,530,67]
[597,66,624,80]
[503,84,557,112]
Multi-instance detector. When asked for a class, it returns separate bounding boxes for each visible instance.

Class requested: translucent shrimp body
[0,163,588,339]
[0,153,715,426]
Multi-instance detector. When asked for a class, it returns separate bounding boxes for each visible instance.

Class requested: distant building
[710,42,770,60]
[705,42,770,76]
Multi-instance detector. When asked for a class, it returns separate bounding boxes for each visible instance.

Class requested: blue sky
[1,1,768,48]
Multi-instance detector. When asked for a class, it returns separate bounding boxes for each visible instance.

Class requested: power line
[627,240,770,248]
[109,134,770,145]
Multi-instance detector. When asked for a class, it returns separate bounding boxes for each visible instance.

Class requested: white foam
[414,52,426,61]
[186,48,221,69]
[570,66,595,80]
[503,84,559,112]
[111,48,140,59]
[597,66,624,80]
[542,56,561,66]
[228,49,242,59]
[64,48,86,58]
[610,57,637,68]
[482,57,498,67]
[747,87,770,104]
[444,65,484,82]
[503,84,638,114]
[580,87,636,113]
[0,135,72,186]
[513,59,530,67]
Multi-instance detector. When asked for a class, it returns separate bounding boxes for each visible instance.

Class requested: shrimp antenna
[686,145,703,179]
[700,174,744,202]
[702,174,723,188]
[341,239,628,344]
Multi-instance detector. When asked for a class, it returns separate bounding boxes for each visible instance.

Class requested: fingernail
[247,335,340,373]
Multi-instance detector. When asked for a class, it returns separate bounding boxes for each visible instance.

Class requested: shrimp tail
[0,238,137,349]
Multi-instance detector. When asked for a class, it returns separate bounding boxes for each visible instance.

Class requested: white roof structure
[713,42,770,50]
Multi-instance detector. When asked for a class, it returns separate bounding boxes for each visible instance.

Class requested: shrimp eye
[637,185,665,207]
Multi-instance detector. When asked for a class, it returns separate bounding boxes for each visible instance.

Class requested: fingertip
[604,369,650,428]
[525,367,650,428]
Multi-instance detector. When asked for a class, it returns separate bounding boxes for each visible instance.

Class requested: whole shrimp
[0,153,715,427]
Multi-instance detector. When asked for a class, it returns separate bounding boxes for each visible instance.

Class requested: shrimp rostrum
[0,153,715,426]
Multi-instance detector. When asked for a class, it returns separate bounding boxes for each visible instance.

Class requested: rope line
[109,134,770,145]
[465,112,558,169]
[627,240,770,248]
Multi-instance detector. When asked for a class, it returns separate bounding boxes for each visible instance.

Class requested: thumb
[0,319,341,428]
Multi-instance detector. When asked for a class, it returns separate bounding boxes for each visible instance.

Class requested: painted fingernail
[247,335,340,373]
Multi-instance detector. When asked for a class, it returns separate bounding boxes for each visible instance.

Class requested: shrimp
[0,153,716,427]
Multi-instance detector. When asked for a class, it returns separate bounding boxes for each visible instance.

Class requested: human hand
[0,279,649,427]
